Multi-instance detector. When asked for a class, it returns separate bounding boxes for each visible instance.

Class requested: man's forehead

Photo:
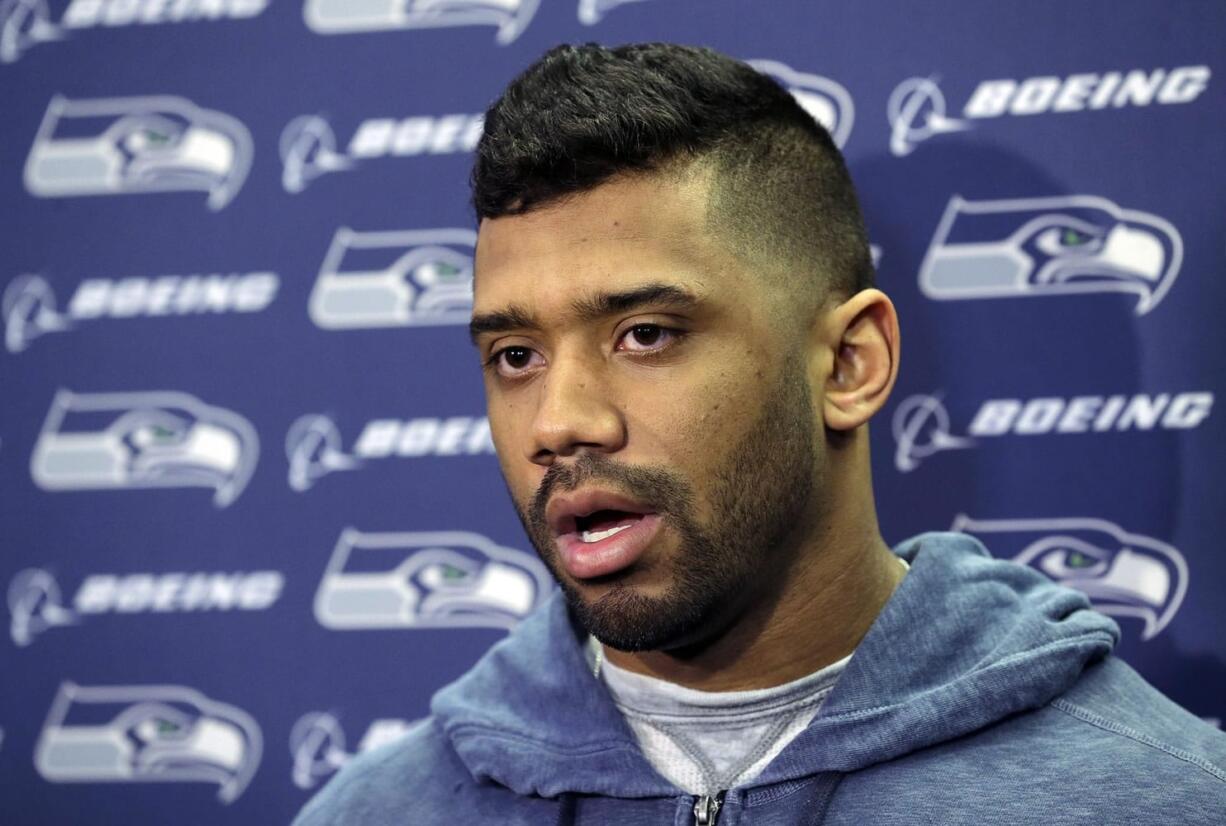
[467,169,775,337]
[471,234,723,329]
[474,171,715,271]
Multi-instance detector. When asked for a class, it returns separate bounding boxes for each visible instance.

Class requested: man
[295,43,1226,824]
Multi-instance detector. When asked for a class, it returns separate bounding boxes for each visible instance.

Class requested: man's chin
[562,582,710,653]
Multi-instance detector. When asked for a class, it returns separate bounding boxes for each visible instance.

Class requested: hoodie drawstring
[555,792,577,826]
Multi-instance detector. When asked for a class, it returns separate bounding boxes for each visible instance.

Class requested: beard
[510,354,818,653]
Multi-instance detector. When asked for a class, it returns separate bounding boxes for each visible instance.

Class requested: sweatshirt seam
[816,633,1116,723]
[608,686,838,720]
[612,688,833,726]
[447,634,1116,755]
[448,722,644,759]
[1050,697,1226,783]
[602,672,844,718]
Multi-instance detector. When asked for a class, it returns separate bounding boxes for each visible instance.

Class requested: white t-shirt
[587,556,909,796]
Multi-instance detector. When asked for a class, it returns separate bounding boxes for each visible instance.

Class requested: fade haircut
[471,42,874,300]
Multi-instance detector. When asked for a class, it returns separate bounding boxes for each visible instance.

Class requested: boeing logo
[285,414,361,492]
[303,0,537,44]
[920,195,1182,315]
[2,272,278,353]
[749,59,854,148]
[24,94,252,210]
[35,682,262,803]
[0,0,267,63]
[888,66,1210,156]
[31,389,259,507]
[8,567,283,647]
[891,394,974,472]
[285,413,493,492]
[309,227,474,330]
[289,712,419,789]
[7,568,76,647]
[280,114,482,193]
[886,77,970,157]
[954,515,1187,640]
[314,528,552,631]
[893,391,1214,472]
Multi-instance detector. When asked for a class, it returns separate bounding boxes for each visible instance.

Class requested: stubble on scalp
[511,352,818,653]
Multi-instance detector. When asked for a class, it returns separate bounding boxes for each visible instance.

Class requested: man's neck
[602,531,906,692]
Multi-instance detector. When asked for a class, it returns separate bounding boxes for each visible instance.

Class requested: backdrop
[1,1,1223,822]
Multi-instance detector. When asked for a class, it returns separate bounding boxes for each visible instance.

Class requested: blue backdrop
[1,1,1223,822]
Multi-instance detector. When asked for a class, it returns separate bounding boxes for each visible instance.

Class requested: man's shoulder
[291,715,563,825]
[915,655,1225,790]
[291,717,464,826]
[1050,655,1226,778]
[834,656,1226,823]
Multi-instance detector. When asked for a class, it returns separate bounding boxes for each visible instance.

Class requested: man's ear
[820,289,900,432]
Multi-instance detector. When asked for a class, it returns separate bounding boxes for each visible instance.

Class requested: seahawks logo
[35,682,262,803]
[31,389,259,507]
[919,195,1182,315]
[308,227,474,330]
[24,94,252,210]
[303,0,537,44]
[953,515,1187,640]
[314,528,552,631]
[749,58,854,148]
[577,0,652,24]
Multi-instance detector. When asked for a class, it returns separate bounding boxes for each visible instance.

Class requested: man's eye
[488,346,542,377]
[619,324,676,352]
[501,347,532,368]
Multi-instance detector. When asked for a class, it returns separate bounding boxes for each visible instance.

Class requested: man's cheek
[491,441,538,522]
[667,383,755,459]
[487,405,522,467]
[506,470,540,520]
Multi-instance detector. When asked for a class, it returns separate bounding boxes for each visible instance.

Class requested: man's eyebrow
[468,283,701,346]
[469,305,537,346]
[569,283,701,322]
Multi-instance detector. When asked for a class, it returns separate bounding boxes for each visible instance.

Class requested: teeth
[580,523,632,543]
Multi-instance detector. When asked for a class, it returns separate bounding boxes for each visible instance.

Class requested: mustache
[526,453,694,536]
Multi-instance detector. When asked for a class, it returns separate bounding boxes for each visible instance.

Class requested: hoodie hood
[430,532,1119,798]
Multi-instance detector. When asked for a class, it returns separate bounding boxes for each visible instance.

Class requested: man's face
[471,172,824,652]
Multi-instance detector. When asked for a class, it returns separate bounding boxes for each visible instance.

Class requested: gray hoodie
[294,532,1226,824]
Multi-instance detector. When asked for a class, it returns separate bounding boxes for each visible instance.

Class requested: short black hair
[471,42,873,299]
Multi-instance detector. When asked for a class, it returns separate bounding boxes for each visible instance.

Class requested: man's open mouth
[546,488,657,538]
[573,510,646,544]
[545,490,663,580]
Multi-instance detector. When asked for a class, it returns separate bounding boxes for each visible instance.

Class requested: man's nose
[529,356,626,464]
